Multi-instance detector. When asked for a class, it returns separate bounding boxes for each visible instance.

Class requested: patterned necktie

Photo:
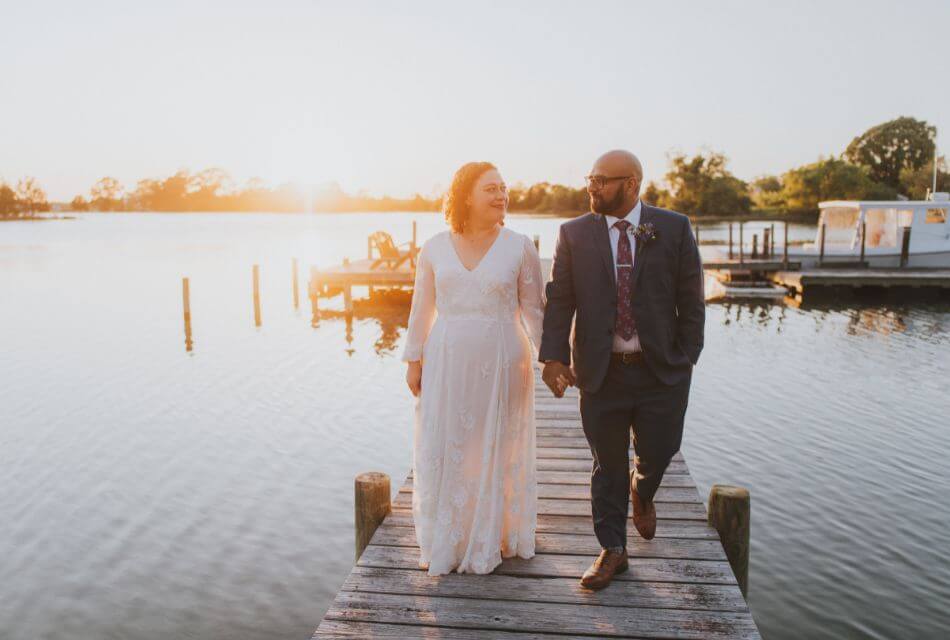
[613,219,636,341]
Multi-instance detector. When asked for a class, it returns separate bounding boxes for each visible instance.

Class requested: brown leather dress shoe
[630,481,657,540]
[580,548,628,590]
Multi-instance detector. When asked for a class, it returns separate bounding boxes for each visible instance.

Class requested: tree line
[4,116,946,219]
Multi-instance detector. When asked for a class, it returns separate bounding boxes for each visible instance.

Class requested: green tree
[70,195,90,211]
[90,176,124,211]
[750,175,785,209]
[844,116,936,190]
[654,151,751,216]
[0,182,17,215]
[16,177,48,215]
[781,157,894,214]
[898,157,950,200]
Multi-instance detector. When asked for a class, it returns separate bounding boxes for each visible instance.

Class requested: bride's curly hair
[443,161,497,233]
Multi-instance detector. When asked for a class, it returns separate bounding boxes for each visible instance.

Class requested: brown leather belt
[610,351,645,365]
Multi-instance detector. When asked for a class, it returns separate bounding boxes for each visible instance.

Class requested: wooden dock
[770,268,950,294]
[312,374,761,639]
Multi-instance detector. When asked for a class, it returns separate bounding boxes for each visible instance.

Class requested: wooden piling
[728,223,734,259]
[860,220,867,265]
[182,277,193,352]
[533,234,540,252]
[252,264,261,327]
[751,234,758,259]
[695,224,701,247]
[292,258,300,309]
[783,222,789,269]
[355,472,391,562]
[708,484,750,598]
[818,224,826,267]
[738,222,744,264]
[762,228,770,259]
[900,227,912,268]
[769,223,775,258]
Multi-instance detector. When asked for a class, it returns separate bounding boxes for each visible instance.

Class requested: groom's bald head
[588,150,643,215]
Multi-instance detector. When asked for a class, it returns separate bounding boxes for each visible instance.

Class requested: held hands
[406,361,422,397]
[542,361,576,398]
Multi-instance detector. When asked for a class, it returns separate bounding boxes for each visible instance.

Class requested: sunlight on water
[1,213,948,639]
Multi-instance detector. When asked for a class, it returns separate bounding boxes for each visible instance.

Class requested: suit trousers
[579,357,691,550]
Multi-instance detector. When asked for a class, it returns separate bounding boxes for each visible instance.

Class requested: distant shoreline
[34,208,819,222]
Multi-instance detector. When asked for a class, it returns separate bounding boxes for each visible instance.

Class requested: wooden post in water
[342,258,353,313]
[770,223,776,258]
[900,227,912,268]
[738,222,744,264]
[818,224,826,267]
[292,258,300,309]
[762,228,770,259]
[728,223,734,259]
[860,220,867,266]
[309,268,320,327]
[751,233,758,259]
[412,220,418,252]
[252,264,262,327]
[182,277,193,352]
[708,484,750,598]
[783,222,789,269]
[533,234,540,252]
[355,472,391,562]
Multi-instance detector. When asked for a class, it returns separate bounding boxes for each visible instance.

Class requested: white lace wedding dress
[401,226,544,576]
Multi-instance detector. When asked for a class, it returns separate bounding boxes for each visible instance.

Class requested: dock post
[900,227,911,268]
[818,224,826,267]
[770,223,775,257]
[252,264,262,327]
[355,472,391,562]
[309,267,321,327]
[708,484,750,598]
[860,220,867,266]
[762,228,770,259]
[182,277,193,352]
[533,234,540,252]
[728,223,733,259]
[738,222,744,264]
[751,233,758,259]
[292,258,299,309]
[412,220,418,251]
[783,222,789,269]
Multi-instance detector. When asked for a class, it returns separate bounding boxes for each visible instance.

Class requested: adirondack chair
[368,231,417,270]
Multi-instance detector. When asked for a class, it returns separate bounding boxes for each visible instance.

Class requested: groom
[539,150,705,590]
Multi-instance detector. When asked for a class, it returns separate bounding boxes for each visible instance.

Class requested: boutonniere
[633,222,657,243]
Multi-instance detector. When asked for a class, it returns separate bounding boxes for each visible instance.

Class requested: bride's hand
[406,361,422,397]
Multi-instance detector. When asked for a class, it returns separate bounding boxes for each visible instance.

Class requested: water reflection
[315,289,411,356]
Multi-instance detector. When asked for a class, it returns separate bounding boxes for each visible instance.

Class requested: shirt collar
[604,199,642,229]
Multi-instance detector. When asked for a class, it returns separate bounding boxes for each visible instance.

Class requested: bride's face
[467,169,508,228]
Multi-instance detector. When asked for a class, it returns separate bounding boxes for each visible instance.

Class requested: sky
[2,0,949,201]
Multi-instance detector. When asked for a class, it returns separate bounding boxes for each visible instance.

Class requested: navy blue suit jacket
[538,203,705,392]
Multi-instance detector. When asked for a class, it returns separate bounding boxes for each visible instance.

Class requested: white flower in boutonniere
[633,222,657,243]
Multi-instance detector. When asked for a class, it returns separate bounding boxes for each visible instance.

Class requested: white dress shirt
[604,200,642,353]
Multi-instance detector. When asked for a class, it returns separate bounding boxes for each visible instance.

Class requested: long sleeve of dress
[401,244,436,362]
[517,234,545,361]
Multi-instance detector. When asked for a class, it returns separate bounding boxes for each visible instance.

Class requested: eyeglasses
[584,174,633,189]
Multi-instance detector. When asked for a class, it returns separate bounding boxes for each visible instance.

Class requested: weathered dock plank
[312,374,760,639]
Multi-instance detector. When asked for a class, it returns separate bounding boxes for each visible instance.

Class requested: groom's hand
[542,361,575,398]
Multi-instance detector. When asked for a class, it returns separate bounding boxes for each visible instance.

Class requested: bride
[401,161,545,576]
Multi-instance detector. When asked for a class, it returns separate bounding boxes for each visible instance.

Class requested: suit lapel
[590,213,616,291]
[630,203,654,292]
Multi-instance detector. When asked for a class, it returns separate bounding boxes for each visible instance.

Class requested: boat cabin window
[817,206,860,246]
[926,208,948,224]
[864,208,900,248]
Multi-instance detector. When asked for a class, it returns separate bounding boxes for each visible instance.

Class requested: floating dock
[312,373,761,639]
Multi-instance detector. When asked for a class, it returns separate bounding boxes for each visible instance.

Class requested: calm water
[2,212,948,640]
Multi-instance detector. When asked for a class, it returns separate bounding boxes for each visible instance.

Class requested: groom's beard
[590,188,626,215]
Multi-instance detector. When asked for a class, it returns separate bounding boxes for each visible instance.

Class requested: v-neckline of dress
[449,227,504,273]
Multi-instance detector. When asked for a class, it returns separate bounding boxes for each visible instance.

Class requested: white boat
[786,193,950,268]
